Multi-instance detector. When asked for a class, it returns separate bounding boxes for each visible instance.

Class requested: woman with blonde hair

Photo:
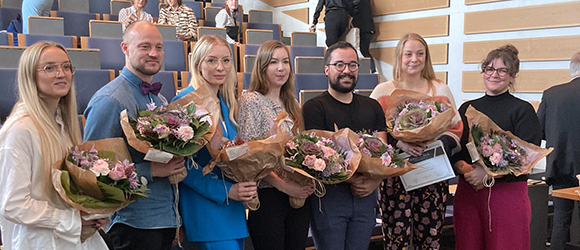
[370,33,463,249]
[0,41,108,249]
[172,34,257,250]
[119,0,153,32]
[238,40,314,250]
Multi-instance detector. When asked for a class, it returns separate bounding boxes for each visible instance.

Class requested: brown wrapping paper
[356,155,420,180]
[384,89,455,142]
[51,138,134,242]
[202,112,289,210]
[465,106,553,177]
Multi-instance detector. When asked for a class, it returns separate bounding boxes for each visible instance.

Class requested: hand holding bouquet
[384,89,455,142]
[120,101,212,183]
[355,131,419,179]
[465,106,552,177]
[202,112,289,210]
[282,128,361,208]
[51,138,148,241]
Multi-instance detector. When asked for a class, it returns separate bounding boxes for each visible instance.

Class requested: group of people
[1,14,580,250]
[119,0,241,43]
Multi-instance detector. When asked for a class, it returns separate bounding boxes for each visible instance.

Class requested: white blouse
[0,112,107,250]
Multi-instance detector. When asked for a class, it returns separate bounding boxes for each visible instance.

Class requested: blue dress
[172,86,248,248]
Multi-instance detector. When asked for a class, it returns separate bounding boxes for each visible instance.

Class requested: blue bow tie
[140,81,162,96]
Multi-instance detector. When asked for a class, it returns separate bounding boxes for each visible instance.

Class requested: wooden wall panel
[370,43,449,65]
[463,36,580,63]
[375,15,449,41]
[435,72,447,84]
[462,69,571,93]
[464,2,580,34]
[282,8,308,24]
[465,0,505,5]
[259,0,307,7]
[370,0,448,16]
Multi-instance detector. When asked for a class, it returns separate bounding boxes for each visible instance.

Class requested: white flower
[90,159,110,177]
[177,125,194,141]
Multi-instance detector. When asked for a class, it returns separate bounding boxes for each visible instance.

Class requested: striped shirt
[158,5,199,41]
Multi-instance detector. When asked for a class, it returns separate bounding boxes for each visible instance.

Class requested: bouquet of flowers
[465,106,553,177]
[282,128,361,208]
[51,138,148,241]
[201,112,289,210]
[384,89,455,142]
[355,131,419,179]
[120,101,212,183]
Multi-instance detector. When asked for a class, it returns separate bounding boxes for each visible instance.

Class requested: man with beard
[302,41,386,250]
[83,21,185,250]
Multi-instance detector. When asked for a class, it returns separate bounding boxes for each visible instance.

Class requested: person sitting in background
[21,0,52,34]
[119,0,153,32]
[215,0,239,45]
[158,0,199,42]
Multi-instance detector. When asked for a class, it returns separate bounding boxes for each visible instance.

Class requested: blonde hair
[189,34,238,126]
[3,41,81,200]
[250,40,302,133]
[392,33,436,82]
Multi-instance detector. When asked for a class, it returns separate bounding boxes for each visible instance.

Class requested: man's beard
[133,60,162,76]
[329,73,357,93]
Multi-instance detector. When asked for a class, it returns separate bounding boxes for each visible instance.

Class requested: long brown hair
[249,40,302,132]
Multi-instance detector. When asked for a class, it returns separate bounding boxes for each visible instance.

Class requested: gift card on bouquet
[399,140,456,191]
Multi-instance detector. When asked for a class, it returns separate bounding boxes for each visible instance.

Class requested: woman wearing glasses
[237,40,314,250]
[369,33,463,249]
[171,34,257,250]
[0,42,108,249]
[450,45,541,250]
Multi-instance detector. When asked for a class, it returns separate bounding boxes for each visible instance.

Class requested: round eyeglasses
[204,57,233,68]
[38,63,76,77]
[327,62,359,72]
[483,66,509,77]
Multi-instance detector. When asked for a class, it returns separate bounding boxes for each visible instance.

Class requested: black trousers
[107,223,176,250]
[359,31,376,73]
[247,188,312,250]
[323,9,350,47]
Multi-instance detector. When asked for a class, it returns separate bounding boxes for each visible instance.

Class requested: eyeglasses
[204,57,233,68]
[483,66,509,77]
[38,63,76,77]
[327,62,359,72]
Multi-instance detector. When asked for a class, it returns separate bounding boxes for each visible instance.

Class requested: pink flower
[489,152,502,166]
[492,143,503,154]
[361,148,372,157]
[285,140,297,150]
[176,125,194,141]
[480,145,493,157]
[381,153,392,166]
[302,155,316,167]
[90,159,110,177]
[321,146,336,159]
[153,124,170,139]
[109,163,127,181]
[313,158,326,171]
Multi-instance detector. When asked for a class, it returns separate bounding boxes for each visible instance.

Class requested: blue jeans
[310,183,377,250]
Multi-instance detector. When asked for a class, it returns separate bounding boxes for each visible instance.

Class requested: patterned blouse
[237,91,295,189]
[119,6,153,32]
[158,5,199,41]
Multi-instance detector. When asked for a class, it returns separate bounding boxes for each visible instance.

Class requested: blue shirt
[172,86,249,242]
[83,67,178,229]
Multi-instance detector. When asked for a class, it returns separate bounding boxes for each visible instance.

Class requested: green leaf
[186,103,197,115]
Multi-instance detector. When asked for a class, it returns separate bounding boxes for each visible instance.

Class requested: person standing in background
[537,51,580,250]
[309,0,352,47]
[215,0,240,45]
[351,0,376,73]
[21,0,53,34]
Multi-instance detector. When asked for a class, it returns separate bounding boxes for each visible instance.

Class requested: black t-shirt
[302,91,387,133]
[451,91,542,182]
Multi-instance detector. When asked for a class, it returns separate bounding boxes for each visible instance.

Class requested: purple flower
[146,102,157,111]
